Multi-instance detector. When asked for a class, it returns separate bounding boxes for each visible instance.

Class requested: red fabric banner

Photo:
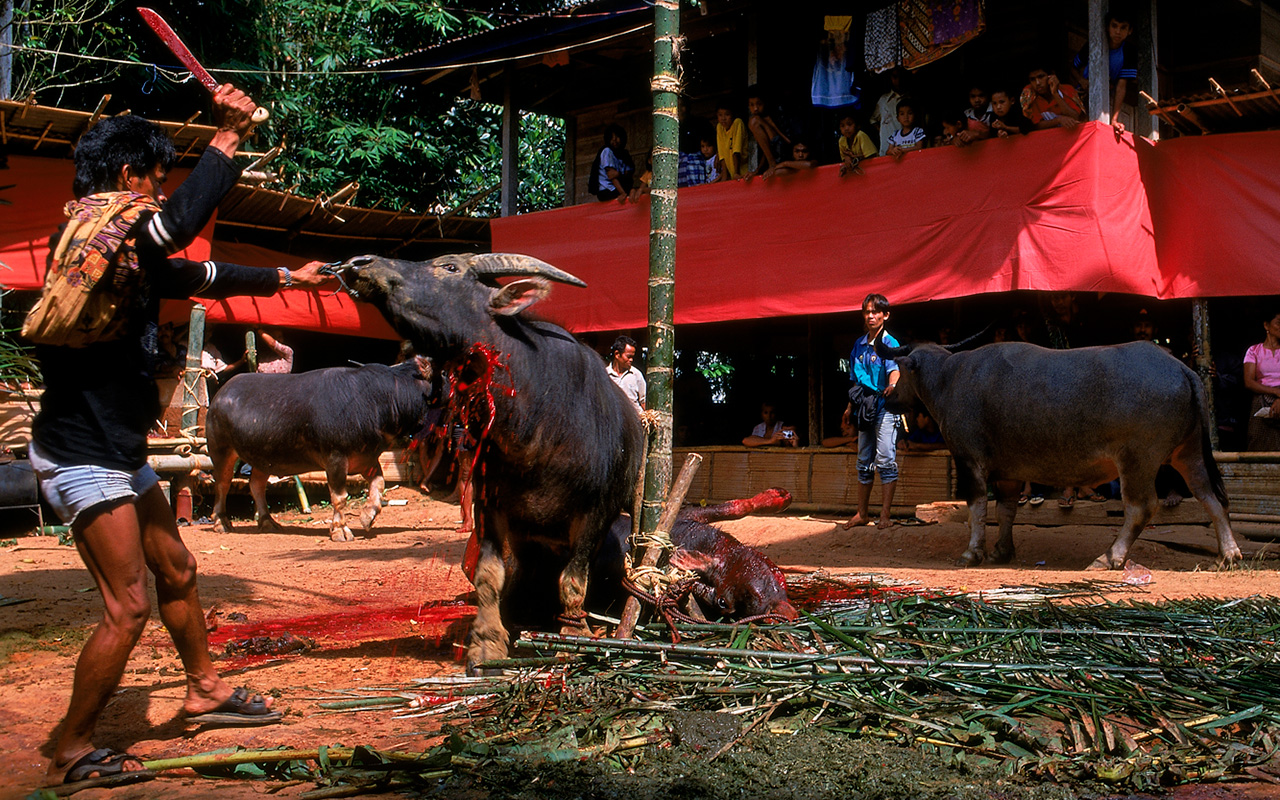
[185,241,398,339]
[1135,130,1280,298]
[493,122,1166,332]
[0,156,207,290]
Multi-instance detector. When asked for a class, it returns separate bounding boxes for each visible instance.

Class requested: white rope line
[6,21,654,78]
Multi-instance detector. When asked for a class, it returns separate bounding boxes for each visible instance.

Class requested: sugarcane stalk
[525,631,1167,675]
[143,747,426,772]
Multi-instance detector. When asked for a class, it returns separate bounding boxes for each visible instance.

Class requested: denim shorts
[28,442,159,528]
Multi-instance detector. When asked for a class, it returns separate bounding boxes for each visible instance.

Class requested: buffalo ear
[412,355,433,380]
[669,548,717,575]
[489,278,551,316]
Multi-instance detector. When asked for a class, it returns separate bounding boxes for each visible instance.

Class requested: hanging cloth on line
[813,16,860,107]
[864,5,898,74]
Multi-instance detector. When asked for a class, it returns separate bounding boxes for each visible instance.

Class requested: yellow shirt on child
[839,130,877,161]
[716,118,747,179]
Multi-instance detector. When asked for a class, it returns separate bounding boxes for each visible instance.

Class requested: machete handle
[251,106,270,124]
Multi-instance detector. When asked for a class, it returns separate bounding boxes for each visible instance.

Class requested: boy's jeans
[857,408,900,485]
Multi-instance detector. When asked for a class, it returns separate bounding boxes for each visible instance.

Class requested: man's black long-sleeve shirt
[32,148,280,470]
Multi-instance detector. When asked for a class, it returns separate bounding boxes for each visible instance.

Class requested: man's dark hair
[73,115,176,198]
[745,84,765,102]
[863,293,891,313]
[610,335,638,357]
[1027,62,1057,79]
[1106,11,1133,27]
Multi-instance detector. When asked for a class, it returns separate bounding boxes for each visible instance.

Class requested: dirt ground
[1,487,1278,800]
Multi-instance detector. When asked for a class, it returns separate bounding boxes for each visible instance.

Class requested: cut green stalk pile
[137,588,1280,795]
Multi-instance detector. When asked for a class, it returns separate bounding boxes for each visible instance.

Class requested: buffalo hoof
[956,549,985,567]
[1218,548,1244,568]
[465,639,510,676]
[330,526,355,542]
[1086,553,1122,570]
[359,508,379,530]
[256,515,282,533]
[990,544,1016,564]
[211,517,232,533]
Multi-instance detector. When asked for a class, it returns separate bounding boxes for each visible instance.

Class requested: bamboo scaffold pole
[640,0,681,537]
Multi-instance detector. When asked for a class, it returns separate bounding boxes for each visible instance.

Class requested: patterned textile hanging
[899,0,985,71]
[864,5,898,74]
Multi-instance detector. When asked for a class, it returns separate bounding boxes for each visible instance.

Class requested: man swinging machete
[24,20,335,791]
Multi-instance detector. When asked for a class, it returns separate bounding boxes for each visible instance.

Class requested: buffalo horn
[469,253,587,287]
[942,322,996,352]
[872,330,912,359]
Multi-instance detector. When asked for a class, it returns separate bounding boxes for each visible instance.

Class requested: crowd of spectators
[644,10,1136,191]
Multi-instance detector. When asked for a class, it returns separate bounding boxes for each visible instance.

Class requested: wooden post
[562,115,577,207]
[807,318,821,447]
[244,330,258,372]
[500,69,519,218]
[180,304,206,438]
[0,0,12,101]
[1146,0,1160,140]
[1087,0,1110,124]
[640,0,681,539]
[1192,299,1218,451]
[617,453,702,639]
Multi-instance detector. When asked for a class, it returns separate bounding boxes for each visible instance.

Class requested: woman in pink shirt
[1243,309,1280,450]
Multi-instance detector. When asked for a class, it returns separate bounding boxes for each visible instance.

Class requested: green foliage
[245,0,567,213]
[11,1,571,214]
[7,0,140,104]
[0,292,41,389]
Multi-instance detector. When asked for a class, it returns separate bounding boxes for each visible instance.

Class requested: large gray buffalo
[875,337,1242,569]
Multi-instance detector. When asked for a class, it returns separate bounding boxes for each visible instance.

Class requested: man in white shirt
[606,336,646,413]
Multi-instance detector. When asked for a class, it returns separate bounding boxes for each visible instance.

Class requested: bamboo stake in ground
[616,452,702,639]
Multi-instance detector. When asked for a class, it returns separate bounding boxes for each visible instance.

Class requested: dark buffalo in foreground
[590,488,799,622]
[335,253,643,672]
[207,357,436,541]
[876,338,1242,569]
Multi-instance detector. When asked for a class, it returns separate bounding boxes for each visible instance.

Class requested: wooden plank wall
[570,102,651,205]
[673,446,954,514]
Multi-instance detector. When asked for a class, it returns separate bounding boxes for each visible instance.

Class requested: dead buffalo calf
[207,357,436,541]
[590,488,799,622]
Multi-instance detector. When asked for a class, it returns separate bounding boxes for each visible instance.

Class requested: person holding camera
[742,402,799,447]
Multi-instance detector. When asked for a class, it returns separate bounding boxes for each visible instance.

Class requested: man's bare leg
[842,481,875,529]
[48,499,151,781]
[878,479,897,529]
[135,487,271,717]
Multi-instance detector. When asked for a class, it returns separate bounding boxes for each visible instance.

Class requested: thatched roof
[0,97,490,259]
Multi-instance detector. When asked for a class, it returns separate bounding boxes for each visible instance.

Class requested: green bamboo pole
[180,303,206,437]
[640,0,681,538]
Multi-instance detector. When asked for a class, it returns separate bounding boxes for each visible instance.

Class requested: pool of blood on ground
[207,601,475,669]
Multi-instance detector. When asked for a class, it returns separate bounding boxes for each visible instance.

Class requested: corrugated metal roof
[1,98,490,257]
[1149,80,1280,135]
[369,0,650,75]
[368,0,608,68]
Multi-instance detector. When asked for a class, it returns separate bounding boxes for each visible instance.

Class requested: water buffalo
[875,338,1242,569]
[207,357,437,541]
[334,253,644,672]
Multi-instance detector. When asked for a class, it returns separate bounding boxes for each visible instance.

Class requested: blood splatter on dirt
[207,601,475,670]
[784,577,924,612]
